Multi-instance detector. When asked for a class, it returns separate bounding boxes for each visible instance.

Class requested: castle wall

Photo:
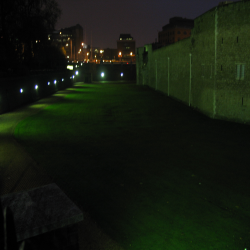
[136,0,250,124]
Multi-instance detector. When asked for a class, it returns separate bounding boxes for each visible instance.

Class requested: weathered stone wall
[215,1,250,122]
[152,38,191,105]
[137,0,250,124]
[190,7,216,118]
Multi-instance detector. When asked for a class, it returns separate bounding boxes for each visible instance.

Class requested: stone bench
[0,183,83,250]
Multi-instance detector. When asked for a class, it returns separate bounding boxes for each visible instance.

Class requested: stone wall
[215,1,250,122]
[136,0,250,124]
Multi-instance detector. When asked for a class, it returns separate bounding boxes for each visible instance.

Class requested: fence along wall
[136,0,250,124]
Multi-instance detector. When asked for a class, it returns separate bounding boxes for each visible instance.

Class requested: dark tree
[0,0,62,71]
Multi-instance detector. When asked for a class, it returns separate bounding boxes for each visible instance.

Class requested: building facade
[49,24,84,61]
[117,34,136,62]
[158,17,194,46]
[101,48,118,62]
[137,0,250,124]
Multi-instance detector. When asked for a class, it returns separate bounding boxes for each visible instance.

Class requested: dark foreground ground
[13,81,250,249]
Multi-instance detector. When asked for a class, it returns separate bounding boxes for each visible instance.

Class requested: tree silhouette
[0,0,62,71]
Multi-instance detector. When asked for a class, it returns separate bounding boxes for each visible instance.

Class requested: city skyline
[55,0,237,49]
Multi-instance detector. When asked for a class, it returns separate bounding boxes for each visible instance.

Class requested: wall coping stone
[0,183,83,242]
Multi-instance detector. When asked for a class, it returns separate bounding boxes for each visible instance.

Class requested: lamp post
[100,50,104,63]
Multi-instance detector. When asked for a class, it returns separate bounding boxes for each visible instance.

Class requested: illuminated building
[48,24,84,61]
[117,34,136,62]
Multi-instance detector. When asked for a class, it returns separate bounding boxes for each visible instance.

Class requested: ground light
[35,85,38,90]
[67,65,73,70]
[101,72,105,77]
[75,71,79,76]
[62,78,64,82]
[54,80,57,84]
[121,73,123,77]
[20,89,23,93]
[47,82,50,86]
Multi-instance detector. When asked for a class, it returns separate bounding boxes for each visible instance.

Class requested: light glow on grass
[20,88,23,93]
[54,80,57,84]
[101,72,104,77]
[35,85,38,90]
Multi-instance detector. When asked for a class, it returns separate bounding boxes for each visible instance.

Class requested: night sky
[55,0,237,49]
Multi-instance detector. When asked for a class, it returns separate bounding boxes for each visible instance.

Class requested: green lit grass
[15,82,250,249]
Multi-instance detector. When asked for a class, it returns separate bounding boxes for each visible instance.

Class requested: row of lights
[101,72,124,78]
[19,76,75,94]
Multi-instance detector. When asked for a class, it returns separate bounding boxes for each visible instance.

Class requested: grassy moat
[15,82,250,249]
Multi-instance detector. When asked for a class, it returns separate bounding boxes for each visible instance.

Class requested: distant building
[49,24,84,61]
[89,47,101,61]
[158,17,194,46]
[101,48,118,62]
[117,34,136,62]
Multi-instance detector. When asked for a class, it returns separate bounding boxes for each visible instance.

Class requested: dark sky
[55,0,237,49]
